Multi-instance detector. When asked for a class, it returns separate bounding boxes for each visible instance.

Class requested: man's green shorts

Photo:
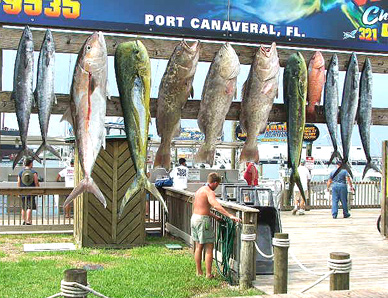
[191,214,215,244]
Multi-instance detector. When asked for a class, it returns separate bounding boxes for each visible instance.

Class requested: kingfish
[154,40,200,170]
[307,51,325,118]
[12,26,41,169]
[35,30,61,159]
[195,43,240,166]
[333,53,359,179]
[239,42,279,164]
[63,32,108,208]
[115,41,168,216]
[358,58,381,179]
[283,52,307,202]
[323,54,342,165]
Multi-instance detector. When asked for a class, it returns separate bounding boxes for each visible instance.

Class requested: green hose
[214,214,236,284]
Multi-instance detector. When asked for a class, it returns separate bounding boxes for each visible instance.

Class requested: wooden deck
[254,209,387,295]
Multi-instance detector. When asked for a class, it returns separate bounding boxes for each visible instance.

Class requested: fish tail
[289,168,306,204]
[362,161,382,180]
[35,142,61,159]
[12,147,41,169]
[119,175,143,217]
[64,177,107,208]
[154,142,171,170]
[328,149,342,166]
[332,161,353,180]
[240,141,259,163]
[195,143,215,166]
[145,179,168,214]
[341,2,364,29]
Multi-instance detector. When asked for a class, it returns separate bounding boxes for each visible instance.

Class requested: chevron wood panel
[74,138,146,248]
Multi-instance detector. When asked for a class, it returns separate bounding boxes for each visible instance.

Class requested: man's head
[24,157,33,167]
[336,159,342,167]
[179,158,186,166]
[70,159,75,167]
[300,160,305,166]
[207,172,221,190]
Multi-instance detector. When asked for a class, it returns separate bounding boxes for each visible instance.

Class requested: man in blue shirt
[327,160,354,219]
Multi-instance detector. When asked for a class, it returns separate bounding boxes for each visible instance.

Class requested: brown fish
[306,51,325,118]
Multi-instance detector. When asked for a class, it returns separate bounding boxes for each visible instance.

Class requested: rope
[272,238,290,248]
[241,233,274,259]
[47,280,111,298]
[289,250,326,276]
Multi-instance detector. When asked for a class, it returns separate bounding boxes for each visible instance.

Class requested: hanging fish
[307,51,325,119]
[115,40,168,216]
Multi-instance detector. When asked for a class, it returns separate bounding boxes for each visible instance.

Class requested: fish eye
[86,45,92,51]
[134,50,140,55]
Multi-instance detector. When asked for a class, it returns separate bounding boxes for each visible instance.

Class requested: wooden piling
[63,269,87,298]
[329,252,350,291]
[274,233,289,294]
[382,141,388,236]
[239,223,256,290]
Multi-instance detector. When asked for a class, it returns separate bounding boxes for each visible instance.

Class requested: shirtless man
[191,172,241,278]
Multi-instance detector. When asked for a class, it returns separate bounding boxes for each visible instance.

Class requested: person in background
[243,161,258,186]
[292,160,311,215]
[17,157,40,225]
[327,160,354,219]
[191,172,241,279]
[57,159,75,218]
[170,158,189,190]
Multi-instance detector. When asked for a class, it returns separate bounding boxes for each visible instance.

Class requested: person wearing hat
[170,158,189,190]
[292,160,311,215]
[327,160,354,219]
[17,157,40,225]
[57,159,75,218]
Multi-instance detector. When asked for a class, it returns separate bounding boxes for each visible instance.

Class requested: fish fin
[332,162,353,180]
[240,142,259,164]
[190,86,194,99]
[64,177,107,208]
[328,149,342,166]
[195,143,215,166]
[35,142,61,159]
[362,162,381,180]
[119,175,142,217]
[262,82,273,95]
[12,147,41,169]
[145,179,168,214]
[12,149,26,170]
[154,141,172,170]
[61,107,74,127]
[288,168,306,204]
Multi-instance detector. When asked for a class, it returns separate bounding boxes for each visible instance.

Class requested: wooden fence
[309,181,381,209]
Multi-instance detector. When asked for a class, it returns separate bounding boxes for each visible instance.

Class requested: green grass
[0,234,265,298]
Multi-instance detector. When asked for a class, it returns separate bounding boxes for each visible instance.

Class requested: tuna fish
[63,32,108,208]
[307,51,325,118]
[323,54,342,165]
[12,26,41,169]
[239,42,279,164]
[195,43,240,166]
[154,40,200,170]
[35,29,61,159]
[283,52,307,202]
[115,41,168,216]
[333,53,359,179]
[358,58,381,179]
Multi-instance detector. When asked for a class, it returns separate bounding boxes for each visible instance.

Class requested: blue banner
[0,0,387,52]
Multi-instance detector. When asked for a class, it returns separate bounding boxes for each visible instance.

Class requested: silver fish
[35,29,61,159]
[154,40,200,170]
[195,43,240,166]
[358,58,381,179]
[323,54,342,165]
[239,42,279,163]
[12,26,41,169]
[63,32,108,208]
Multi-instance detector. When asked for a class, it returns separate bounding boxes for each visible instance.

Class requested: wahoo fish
[154,40,200,170]
[239,42,279,163]
[307,51,325,118]
[12,26,41,169]
[115,41,168,216]
[334,53,359,179]
[283,53,307,202]
[35,30,61,159]
[195,43,240,166]
[358,58,381,179]
[63,32,108,208]
[323,54,342,165]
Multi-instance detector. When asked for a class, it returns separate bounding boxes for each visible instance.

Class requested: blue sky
[2,41,387,157]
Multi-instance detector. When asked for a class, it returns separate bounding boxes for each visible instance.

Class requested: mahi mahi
[283,52,307,203]
[35,29,61,159]
[63,32,108,208]
[195,43,240,166]
[358,58,381,179]
[154,40,200,170]
[12,26,41,169]
[239,42,279,163]
[323,54,342,165]
[115,41,168,216]
[333,53,359,179]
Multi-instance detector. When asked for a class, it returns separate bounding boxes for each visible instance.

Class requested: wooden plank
[87,220,108,244]
[117,202,142,243]
[88,213,112,244]
[91,163,113,191]
[118,148,131,164]
[117,193,142,229]
[1,27,388,73]
[118,141,129,156]
[97,150,114,170]
[118,160,135,179]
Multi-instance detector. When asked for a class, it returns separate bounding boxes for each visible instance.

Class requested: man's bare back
[193,185,214,216]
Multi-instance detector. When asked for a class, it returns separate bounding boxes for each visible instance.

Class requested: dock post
[329,252,351,291]
[239,223,256,290]
[63,269,88,298]
[273,233,289,294]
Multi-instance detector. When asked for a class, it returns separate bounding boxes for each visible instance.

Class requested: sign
[188,169,200,182]
[305,156,314,171]
[175,127,204,141]
[303,124,320,142]
[0,1,387,52]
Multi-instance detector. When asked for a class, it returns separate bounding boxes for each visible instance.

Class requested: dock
[255,209,387,294]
